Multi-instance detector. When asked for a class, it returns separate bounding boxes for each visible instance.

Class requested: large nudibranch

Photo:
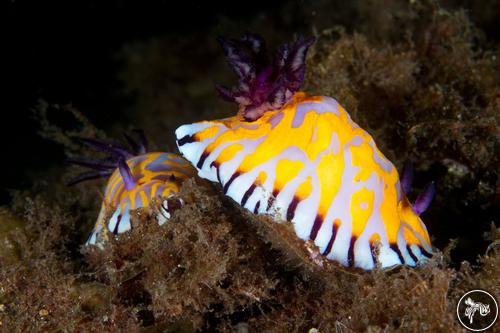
[68,130,197,246]
[175,34,435,270]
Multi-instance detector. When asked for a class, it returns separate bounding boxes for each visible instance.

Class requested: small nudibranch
[68,130,196,246]
[175,34,435,270]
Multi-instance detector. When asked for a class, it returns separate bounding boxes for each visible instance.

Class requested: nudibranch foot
[68,130,196,246]
[175,34,435,271]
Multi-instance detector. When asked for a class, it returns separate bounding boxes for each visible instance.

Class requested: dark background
[3,0,499,208]
[3,0,291,205]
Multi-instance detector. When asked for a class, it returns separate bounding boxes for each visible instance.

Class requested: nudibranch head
[68,131,196,246]
[175,35,434,270]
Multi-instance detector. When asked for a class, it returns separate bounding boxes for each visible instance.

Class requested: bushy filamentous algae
[1,1,498,331]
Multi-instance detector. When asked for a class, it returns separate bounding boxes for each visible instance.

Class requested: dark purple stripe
[266,189,279,212]
[322,223,339,256]
[418,245,433,258]
[369,242,377,267]
[253,201,260,214]
[197,151,209,169]
[177,134,196,146]
[113,214,122,234]
[309,215,324,241]
[286,195,300,221]
[223,171,241,194]
[241,184,256,207]
[390,243,405,264]
[161,201,169,213]
[347,236,357,267]
[210,161,221,183]
[406,244,418,263]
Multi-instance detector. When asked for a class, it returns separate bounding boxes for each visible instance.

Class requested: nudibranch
[68,130,197,246]
[175,33,435,270]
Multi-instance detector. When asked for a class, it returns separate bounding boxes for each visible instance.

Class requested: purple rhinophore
[118,158,136,191]
[401,160,414,194]
[413,182,436,215]
[215,33,316,121]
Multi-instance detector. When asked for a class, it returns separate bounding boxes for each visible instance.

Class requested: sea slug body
[175,34,434,270]
[68,131,197,246]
